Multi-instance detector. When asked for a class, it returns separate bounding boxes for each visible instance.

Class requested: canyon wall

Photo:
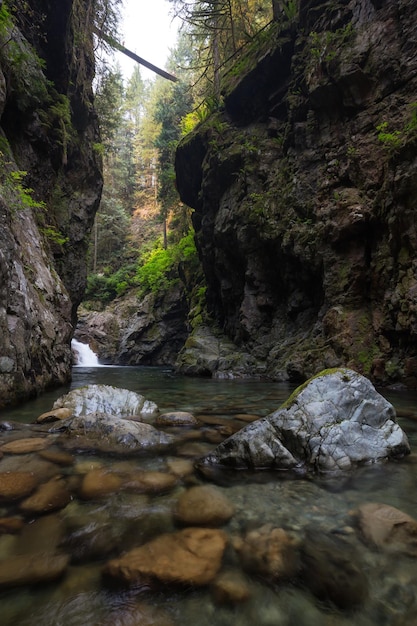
[175,0,417,387]
[0,0,102,407]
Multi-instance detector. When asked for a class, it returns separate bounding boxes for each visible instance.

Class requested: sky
[117,0,181,81]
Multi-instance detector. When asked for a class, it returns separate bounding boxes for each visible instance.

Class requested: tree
[167,0,273,98]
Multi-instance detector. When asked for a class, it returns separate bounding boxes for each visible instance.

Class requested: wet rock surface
[103,527,228,588]
[174,485,235,527]
[0,377,415,625]
[200,369,410,472]
[52,384,158,418]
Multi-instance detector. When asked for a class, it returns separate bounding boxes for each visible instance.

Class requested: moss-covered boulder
[198,368,410,473]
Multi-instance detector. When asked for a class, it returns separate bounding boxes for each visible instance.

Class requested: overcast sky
[118,0,180,80]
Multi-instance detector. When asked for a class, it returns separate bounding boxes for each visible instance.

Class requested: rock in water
[199,368,410,472]
[103,527,227,587]
[51,412,174,453]
[52,384,158,418]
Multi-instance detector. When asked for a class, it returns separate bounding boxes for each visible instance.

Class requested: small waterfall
[71,338,100,366]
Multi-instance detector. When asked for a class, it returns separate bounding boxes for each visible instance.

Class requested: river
[1,365,417,625]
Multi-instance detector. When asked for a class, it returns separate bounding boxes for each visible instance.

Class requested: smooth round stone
[79,468,123,500]
[0,472,37,501]
[0,516,24,533]
[122,471,177,494]
[234,524,300,580]
[38,449,75,466]
[103,527,227,587]
[35,408,73,424]
[166,458,195,478]
[235,413,260,423]
[155,411,199,427]
[19,476,72,514]
[212,569,251,605]
[174,485,235,527]
[0,437,52,454]
[0,552,69,589]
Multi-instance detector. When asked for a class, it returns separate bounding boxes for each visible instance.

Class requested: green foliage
[40,225,68,246]
[39,91,75,164]
[309,23,354,66]
[0,3,49,109]
[84,264,137,306]
[136,230,198,295]
[376,122,402,151]
[281,0,298,21]
[376,104,417,154]
[0,164,46,212]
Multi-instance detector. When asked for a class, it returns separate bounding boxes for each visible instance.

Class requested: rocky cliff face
[0,1,102,407]
[175,0,417,387]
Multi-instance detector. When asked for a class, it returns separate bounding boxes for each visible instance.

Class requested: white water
[71,338,100,366]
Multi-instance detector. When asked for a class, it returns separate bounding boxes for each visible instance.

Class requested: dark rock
[0,1,102,407]
[0,552,69,589]
[175,0,417,387]
[300,529,368,610]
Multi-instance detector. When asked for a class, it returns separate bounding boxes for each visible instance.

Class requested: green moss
[280,367,352,409]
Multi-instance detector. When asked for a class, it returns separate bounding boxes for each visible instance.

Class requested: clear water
[0,366,417,626]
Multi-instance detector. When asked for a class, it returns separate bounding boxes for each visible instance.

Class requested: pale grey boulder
[50,412,174,452]
[199,368,410,472]
[49,385,170,453]
[52,384,158,419]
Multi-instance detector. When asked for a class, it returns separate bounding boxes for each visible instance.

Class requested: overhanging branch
[93,26,178,83]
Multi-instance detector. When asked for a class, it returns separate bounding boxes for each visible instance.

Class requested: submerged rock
[51,412,174,453]
[52,384,158,419]
[300,529,368,610]
[174,485,235,527]
[103,527,227,587]
[233,524,299,581]
[19,476,72,514]
[155,411,199,427]
[0,436,53,454]
[0,552,69,589]
[198,369,410,473]
[0,471,37,501]
[355,502,417,555]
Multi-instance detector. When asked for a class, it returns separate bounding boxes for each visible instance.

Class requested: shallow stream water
[1,366,417,626]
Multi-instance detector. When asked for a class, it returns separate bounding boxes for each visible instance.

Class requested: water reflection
[0,367,417,626]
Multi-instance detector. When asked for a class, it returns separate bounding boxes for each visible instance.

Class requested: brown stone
[18,514,64,554]
[0,472,37,501]
[174,485,235,527]
[234,525,299,580]
[79,468,123,500]
[0,552,69,589]
[166,457,195,478]
[155,411,199,427]
[212,569,251,604]
[35,408,73,424]
[356,502,417,554]
[38,449,75,466]
[122,471,177,494]
[19,476,71,514]
[0,437,52,454]
[103,527,227,587]
[0,517,24,533]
